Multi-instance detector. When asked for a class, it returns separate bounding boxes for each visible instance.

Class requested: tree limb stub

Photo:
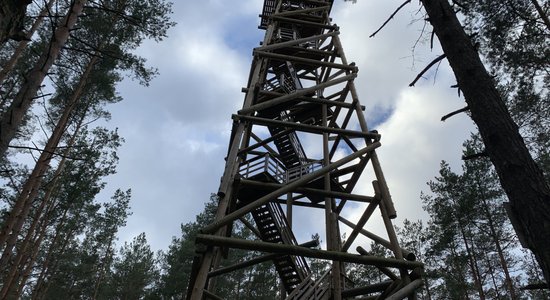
[441,105,469,121]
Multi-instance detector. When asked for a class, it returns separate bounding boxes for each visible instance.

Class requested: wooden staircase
[285,271,332,300]
[268,111,308,169]
[251,203,310,292]
[237,1,345,296]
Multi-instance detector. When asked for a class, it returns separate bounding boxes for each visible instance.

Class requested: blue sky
[98,0,476,251]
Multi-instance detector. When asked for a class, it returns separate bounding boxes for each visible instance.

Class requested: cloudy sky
[99,0,477,251]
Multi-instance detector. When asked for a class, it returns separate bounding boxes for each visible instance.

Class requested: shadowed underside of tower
[186,1,424,299]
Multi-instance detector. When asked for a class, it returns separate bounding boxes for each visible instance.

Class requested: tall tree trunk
[482,250,500,297]
[449,244,470,300]
[458,224,486,299]
[0,112,85,299]
[0,53,98,265]
[0,0,87,156]
[0,0,31,45]
[31,206,77,300]
[14,203,55,299]
[450,194,486,298]
[0,0,56,86]
[92,236,115,299]
[478,192,517,299]
[420,0,550,283]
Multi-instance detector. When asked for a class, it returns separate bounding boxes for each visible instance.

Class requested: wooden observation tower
[187,1,423,299]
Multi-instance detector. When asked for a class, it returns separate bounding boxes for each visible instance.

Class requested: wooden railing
[268,202,310,277]
[239,153,287,183]
[286,268,331,300]
[287,159,322,181]
[239,152,322,183]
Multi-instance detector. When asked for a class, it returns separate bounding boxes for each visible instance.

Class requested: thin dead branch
[31,93,52,100]
[462,151,488,161]
[409,53,446,86]
[370,0,412,38]
[441,106,469,121]
[8,145,86,161]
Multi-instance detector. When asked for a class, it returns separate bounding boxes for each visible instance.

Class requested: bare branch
[370,0,412,38]
[31,93,52,100]
[441,106,469,121]
[409,53,446,86]
[462,151,488,161]
[8,145,86,161]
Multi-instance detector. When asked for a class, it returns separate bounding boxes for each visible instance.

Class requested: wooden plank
[241,88,355,109]
[239,179,375,203]
[254,50,357,71]
[257,32,337,52]
[272,5,331,18]
[195,234,424,270]
[385,279,424,300]
[338,216,416,261]
[341,192,381,252]
[265,14,338,29]
[239,74,356,115]
[208,240,319,278]
[233,114,380,139]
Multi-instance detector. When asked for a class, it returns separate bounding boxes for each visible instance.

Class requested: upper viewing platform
[259,0,335,30]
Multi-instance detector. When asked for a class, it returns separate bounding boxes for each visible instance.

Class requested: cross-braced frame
[187,1,423,299]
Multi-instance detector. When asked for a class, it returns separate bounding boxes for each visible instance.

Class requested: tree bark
[420,0,550,283]
[92,237,114,300]
[0,53,98,265]
[0,0,87,157]
[0,112,85,299]
[0,0,31,45]
[0,0,55,86]
[31,205,74,300]
[455,215,485,299]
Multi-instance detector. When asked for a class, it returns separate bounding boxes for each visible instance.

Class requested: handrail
[287,160,322,181]
[239,153,323,184]
[268,202,311,277]
[239,153,287,182]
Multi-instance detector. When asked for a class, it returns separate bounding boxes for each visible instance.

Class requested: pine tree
[417,0,550,282]
[159,195,217,299]
[396,219,433,299]
[108,232,160,299]
[0,0,87,156]
[422,161,484,299]
[461,136,521,298]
